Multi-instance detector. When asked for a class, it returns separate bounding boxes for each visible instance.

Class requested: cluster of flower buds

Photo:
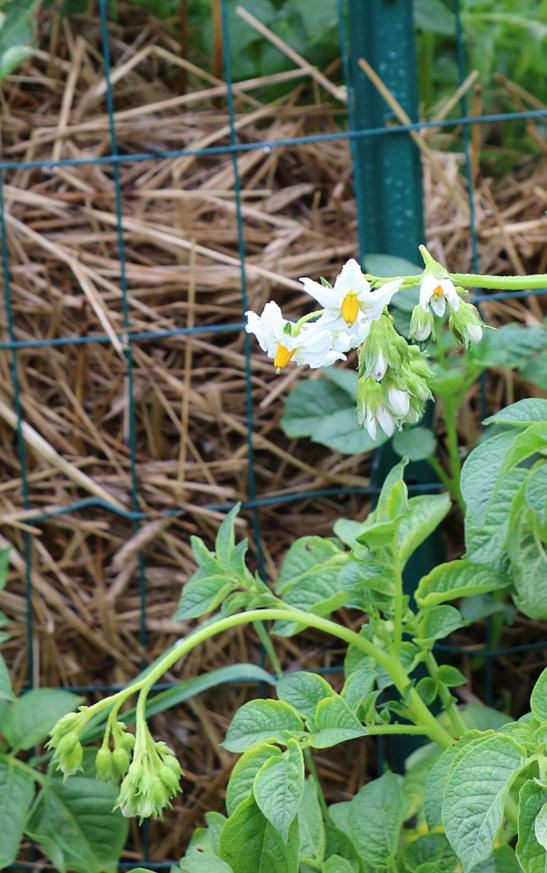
[95,721,136,782]
[245,249,485,436]
[115,735,182,821]
[47,708,90,776]
[357,318,433,439]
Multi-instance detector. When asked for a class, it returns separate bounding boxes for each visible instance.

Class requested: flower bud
[121,732,136,752]
[112,747,130,778]
[409,304,434,342]
[60,741,83,776]
[448,301,484,347]
[159,763,181,793]
[359,316,406,382]
[387,387,410,418]
[96,747,114,781]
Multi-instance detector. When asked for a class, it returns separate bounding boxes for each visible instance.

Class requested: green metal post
[347,0,424,261]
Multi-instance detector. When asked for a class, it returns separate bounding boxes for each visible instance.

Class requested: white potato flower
[419,273,460,318]
[299,258,402,338]
[245,301,345,370]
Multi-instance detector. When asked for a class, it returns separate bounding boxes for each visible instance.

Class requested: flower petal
[299,277,335,309]
[431,294,446,318]
[366,279,403,320]
[440,278,460,311]
[419,273,438,309]
[334,258,367,296]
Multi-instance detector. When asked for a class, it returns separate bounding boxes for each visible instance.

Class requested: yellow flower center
[432,285,444,299]
[274,344,295,369]
[341,293,360,326]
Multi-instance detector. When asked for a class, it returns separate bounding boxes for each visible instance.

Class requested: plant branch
[88,608,454,749]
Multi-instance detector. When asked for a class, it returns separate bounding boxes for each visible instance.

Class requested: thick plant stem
[90,608,454,750]
[425,653,467,738]
[449,272,547,290]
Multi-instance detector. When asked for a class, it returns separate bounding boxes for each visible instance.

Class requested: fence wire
[1,0,546,868]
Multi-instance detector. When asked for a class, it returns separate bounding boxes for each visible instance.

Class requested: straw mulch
[0,5,546,862]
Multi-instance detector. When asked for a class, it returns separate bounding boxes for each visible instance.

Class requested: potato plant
[45,250,547,873]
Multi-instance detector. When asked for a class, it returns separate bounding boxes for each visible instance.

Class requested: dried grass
[0,5,546,863]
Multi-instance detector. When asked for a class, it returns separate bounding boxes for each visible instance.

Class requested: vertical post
[347,0,424,261]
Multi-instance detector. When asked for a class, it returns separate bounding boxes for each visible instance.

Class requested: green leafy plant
[45,252,546,871]
[46,459,547,872]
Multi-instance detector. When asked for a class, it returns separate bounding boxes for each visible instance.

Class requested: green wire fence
[1,0,546,868]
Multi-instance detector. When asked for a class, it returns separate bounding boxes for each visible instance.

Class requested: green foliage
[26,776,128,873]
[463,400,547,619]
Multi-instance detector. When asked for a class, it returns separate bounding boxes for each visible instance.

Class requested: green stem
[90,608,453,750]
[362,725,433,736]
[450,272,547,290]
[304,748,331,823]
[255,621,283,679]
[426,456,458,501]
[392,562,404,659]
[442,403,464,510]
[425,653,467,738]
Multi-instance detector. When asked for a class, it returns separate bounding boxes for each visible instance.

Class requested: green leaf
[472,846,522,873]
[497,422,547,487]
[400,832,457,872]
[219,796,299,873]
[215,504,239,566]
[333,519,364,548]
[223,700,305,753]
[253,739,304,843]
[329,772,405,868]
[0,653,14,702]
[0,755,35,867]
[26,776,128,873]
[471,324,547,369]
[414,0,456,34]
[465,467,527,564]
[517,780,547,873]
[392,427,437,461]
[322,367,359,399]
[437,665,466,687]
[324,825,360,871]
[276,672,335,723]
[442,734,526,869]
[310,696,366,748]
[461,430,517,526]
[174,572,233,620]
[520,351,547,391]
[418,605,465,641]
[298,778,325,863]
[396,493,451,566]
[526,465,547,523]
[461,704,511,732]
[535,803,547,852]
[507,506,547,620]
[312,408,387,455]
[280,380,353,439]
[416,560,508,607]
[341,667,377,712]
[0,0,37,80]
[484,398,547,428]
[226,744,281,816]
[424,733,480,829]
[323,857,355,873]
[2,688,82,751]
[531,667,547,722]
[277,537,342,594]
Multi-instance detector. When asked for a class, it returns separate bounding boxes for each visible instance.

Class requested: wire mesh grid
[0,0,546,868]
